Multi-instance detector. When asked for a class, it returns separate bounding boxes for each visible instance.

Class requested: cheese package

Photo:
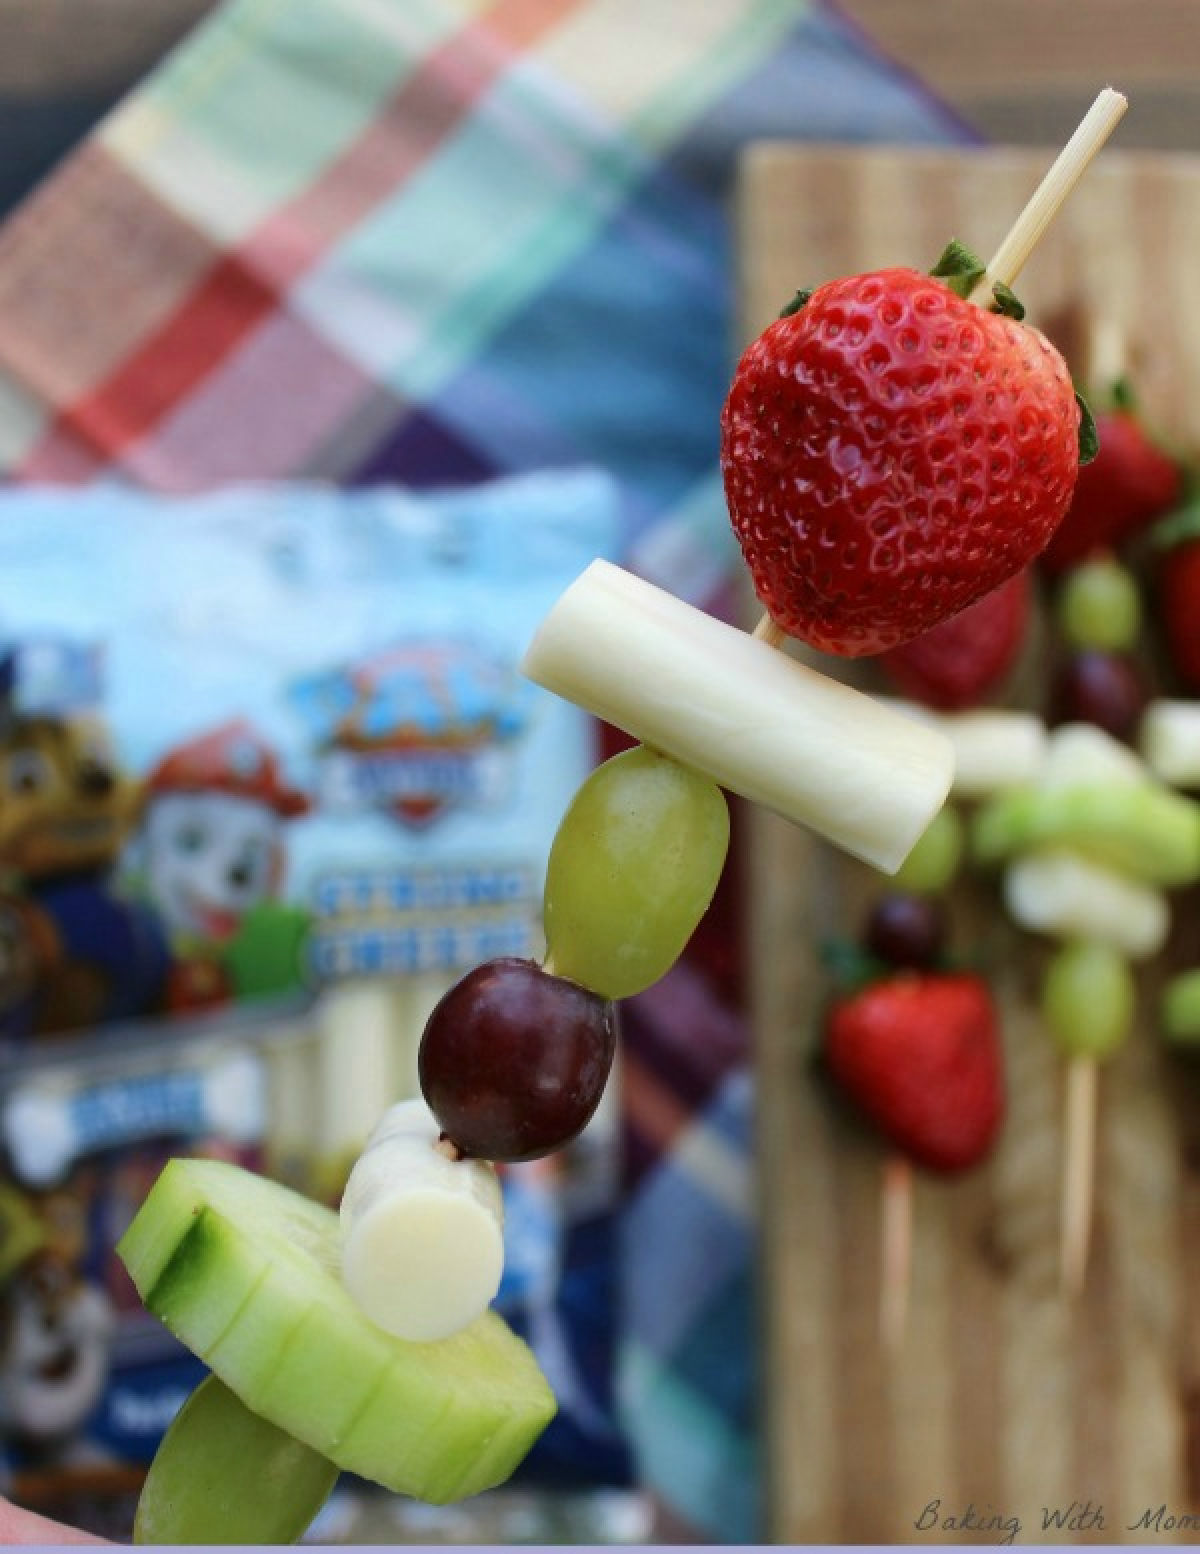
[0,472,628,1528]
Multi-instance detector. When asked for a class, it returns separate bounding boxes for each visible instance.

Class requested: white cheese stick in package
[314,978,401,1170]
[340,1098,505,1343]
[521,561,954,875]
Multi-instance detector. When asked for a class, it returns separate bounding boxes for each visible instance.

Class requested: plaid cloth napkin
[0,0,966,1537]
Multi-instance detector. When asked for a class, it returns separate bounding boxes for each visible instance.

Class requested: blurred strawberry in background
[877,567,1032,710]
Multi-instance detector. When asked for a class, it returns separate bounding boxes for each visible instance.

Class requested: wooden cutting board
[741,145,1200,1546]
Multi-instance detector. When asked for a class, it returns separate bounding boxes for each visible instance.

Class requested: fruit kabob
[115,90,1127,1543]
[869,321,1190,1301]
[978,360,1190,1296]
[816,559,1053,1350]
[821,798,1004,1351]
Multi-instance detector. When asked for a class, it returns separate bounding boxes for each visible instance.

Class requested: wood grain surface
[835,0,1200,153]
[741,143,1200,1544]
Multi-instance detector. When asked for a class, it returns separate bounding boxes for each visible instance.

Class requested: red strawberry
[720,267,1081,657]
[825,971,1004,1174]
[1040,404,1183,575]
[877,566,1031,709]
[1160,535,1200,689]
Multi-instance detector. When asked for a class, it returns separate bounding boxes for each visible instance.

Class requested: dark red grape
[418,957,617,1162]
[864,894,946,970]
[1050,650,1147,744]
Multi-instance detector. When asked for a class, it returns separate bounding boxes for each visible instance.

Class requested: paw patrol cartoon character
[137,722,309,1010]
[0,1182,114,1464]
[0,651,171,1039]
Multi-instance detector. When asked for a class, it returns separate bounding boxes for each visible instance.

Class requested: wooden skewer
[751,614,786,649]
[879,1153,914,1352]
[979,87,1127,296]
[1060,1054,1098,1299]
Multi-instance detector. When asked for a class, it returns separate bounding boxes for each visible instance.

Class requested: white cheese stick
[880,701,1047,797]
[1140,700,1200,788]
[1003,847,1169,960]
[340,1099,505,1342]
[521,560,953,875]
[1041,721,1148,789]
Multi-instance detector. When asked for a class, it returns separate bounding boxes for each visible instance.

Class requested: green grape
[891,803,964,894]
[1057,557,1142,652]
[134,1374,339,1545]
[543,744,729,999]
[1161,968,1200,1046]
[1041,939,1135,1061]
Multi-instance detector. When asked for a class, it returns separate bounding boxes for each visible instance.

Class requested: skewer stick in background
[1060,1056,1098,1299]
[879,1154,914,1353]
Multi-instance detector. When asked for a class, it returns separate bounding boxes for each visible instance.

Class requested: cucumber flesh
[118,1157,555,1505]
[134,1375,339,1545]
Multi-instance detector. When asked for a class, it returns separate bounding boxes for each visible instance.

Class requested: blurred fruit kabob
[964,338,1193,1296]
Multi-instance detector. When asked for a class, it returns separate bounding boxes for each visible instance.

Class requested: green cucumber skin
[144,1209,264,1354]
[134,1375,339,1546]
[118,1158,556,1506]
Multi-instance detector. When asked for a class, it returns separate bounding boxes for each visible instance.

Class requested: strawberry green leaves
[929,241,1096,465]
[929,239,985,299]
[1076,393,1099,465]
[778,287,813,318]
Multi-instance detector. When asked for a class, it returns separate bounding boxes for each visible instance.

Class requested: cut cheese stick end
[340,1099,504,1343]
[1140,700,1200,788]
[880,701,1048,798]
[521,561,954,875]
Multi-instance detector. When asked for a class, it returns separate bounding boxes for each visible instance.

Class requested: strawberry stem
[819,938,888,992]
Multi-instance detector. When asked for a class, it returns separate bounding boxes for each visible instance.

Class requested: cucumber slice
[970,782,1200,887]
[134,1375,339,1545]
[118,1157,555,1505]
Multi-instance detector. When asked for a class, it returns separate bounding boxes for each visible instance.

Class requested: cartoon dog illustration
[135,722,309,1010]
[0,1184,114,1461]
[0,711,170,1038]
[139,722,308,948]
